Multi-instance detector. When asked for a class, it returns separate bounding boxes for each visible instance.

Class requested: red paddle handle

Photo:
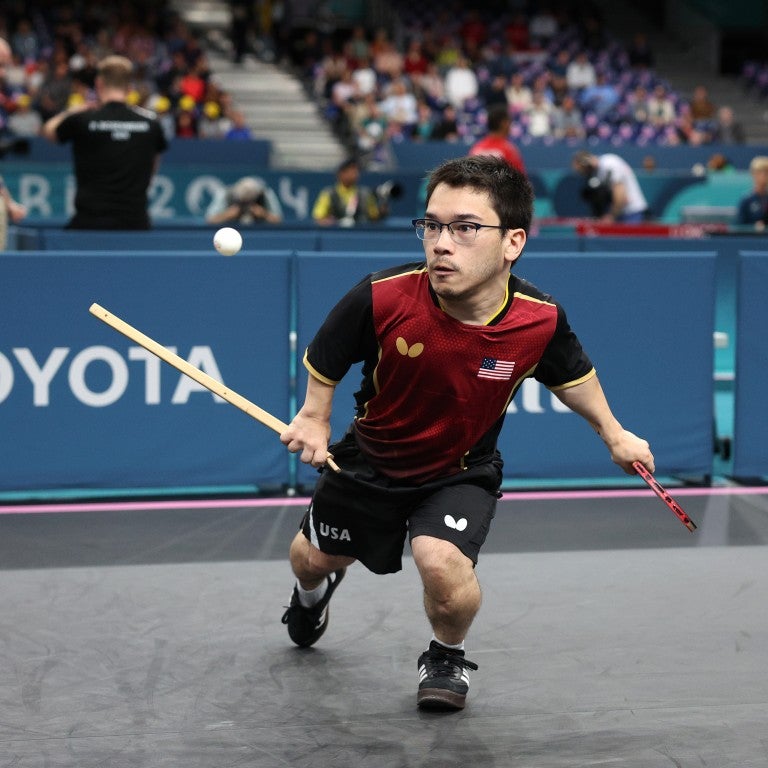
[633,461,697,532]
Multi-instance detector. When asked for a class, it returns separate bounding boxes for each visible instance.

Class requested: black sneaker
[417,641,479,710]
[281,568,346,647]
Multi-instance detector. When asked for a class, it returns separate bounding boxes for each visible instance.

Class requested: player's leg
[408,476,498,709]
[410,535,481,645]
[282,438,411,647]
[410,535,482,710]
[282,530,354,648]
[288,529,354,589]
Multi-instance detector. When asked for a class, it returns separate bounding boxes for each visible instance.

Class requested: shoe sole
[417,688,466,711]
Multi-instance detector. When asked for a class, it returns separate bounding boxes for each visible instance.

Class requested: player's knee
[414,536,472,593]
[290,532,353,579]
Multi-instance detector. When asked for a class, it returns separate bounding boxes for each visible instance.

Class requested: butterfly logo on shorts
[444,515,468,531]
[396,336,424,358]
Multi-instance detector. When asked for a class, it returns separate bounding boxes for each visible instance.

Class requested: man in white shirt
[572,150,649,223]
[565,51,596,92]
[443,55,479,110]
[379,78,418,130]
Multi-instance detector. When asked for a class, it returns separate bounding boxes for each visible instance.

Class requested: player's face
[422,183,523,315]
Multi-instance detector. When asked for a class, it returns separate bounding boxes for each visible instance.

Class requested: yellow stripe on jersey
[370,266,428,285]
[548,367,597,391]
[303,349,339,386]
[484,280,510,326]
[512,290,556,307]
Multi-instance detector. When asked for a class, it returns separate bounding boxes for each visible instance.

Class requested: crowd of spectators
[1,3,753,166]
[0,3,252,145]
[285,2,747,168]
[742,60,768,101]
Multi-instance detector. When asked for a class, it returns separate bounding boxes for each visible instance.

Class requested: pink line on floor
[0,496,311,515]
[501,486,768,502]
[0,485,765,515]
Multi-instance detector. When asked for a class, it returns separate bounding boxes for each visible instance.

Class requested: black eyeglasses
[412,218,507,245]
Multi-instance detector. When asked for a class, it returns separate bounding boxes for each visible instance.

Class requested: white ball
[213,227,243,256]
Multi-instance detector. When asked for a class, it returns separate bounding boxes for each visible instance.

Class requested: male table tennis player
[280,155,654,710]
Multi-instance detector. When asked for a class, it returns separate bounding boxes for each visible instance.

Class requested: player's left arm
[550,374,655,474]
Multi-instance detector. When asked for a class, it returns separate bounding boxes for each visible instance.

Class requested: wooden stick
[89,303,340,473]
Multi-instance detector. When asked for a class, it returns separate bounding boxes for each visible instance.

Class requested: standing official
[43,55,168,230]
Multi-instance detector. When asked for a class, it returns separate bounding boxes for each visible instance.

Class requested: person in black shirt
[42,55,168,230]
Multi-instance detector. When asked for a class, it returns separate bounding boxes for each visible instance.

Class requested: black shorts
[299,433,502,574]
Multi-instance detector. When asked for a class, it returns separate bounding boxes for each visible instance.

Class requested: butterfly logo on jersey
[444,514,468,531]
[396,336,424,358]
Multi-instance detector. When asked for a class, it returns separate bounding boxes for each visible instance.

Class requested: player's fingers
[632,454,655,474]
[309,448,330,468]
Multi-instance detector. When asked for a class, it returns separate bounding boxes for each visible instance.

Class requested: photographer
[312,157,389,227]
[206,176,283,225]
[572,150,648,223]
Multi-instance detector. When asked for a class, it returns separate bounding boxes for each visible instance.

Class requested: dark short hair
[337,157,359,173]
[424,155,533,234]
[486,104,510,133]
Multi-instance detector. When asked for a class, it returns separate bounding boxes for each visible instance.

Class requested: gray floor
[1,489,767,767]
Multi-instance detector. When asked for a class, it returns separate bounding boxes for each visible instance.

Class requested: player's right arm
[280,273,377,465]
[280,374,336,467]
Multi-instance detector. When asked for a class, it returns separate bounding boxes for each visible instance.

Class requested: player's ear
[503,227,526,266]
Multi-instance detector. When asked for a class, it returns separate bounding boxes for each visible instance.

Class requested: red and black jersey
[304,262,594,483]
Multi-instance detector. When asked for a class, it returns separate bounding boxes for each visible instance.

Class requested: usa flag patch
[478,357,515,380]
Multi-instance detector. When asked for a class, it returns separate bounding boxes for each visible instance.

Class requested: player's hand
[280,413,332,467]
[606,429,654,474]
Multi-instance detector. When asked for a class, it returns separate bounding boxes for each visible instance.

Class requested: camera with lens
[0,137,31,159]
[228,177,269,224]
[374,180,403,204]
[580,173,612,218]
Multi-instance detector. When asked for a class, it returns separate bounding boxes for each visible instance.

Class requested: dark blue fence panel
[732,252,768,478]
[0,252,293,493]
[293,251,715,488]
[505,253,715,478]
